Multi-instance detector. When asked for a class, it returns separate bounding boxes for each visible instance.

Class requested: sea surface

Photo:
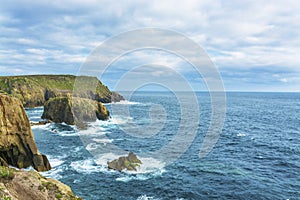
[26,92,300,200]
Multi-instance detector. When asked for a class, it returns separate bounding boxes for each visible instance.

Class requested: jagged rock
[42,96,109,126]
[0,94,51,172]
[107,152,142,172]
[0,75,124,107]
[0,167,82,200]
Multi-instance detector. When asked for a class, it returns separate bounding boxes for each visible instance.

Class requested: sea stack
[41,96,110,126]
[107,152,142,172]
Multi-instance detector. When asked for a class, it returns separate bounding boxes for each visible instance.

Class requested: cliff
[0,75,124,107]
[42,96,109,126]
[0,94,51,172]
[0,166,81,200]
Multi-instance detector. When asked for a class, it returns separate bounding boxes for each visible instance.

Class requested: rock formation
[107,152,142,172]
[0,75,124,107]
[42,96,109,126]
[0,166,81,200]
[0,94,51,172]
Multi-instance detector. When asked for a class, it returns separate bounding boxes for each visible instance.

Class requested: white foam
[86,143,100,151]
[128,157,166,175]
[46,155,66,167]
[136,195,161,200]
[237,132,247,137]
[58,131,79,137]
[70,158,105,174]
[31,123,51,129]
[104,100,141,105]
[40,167,63,180]
[50,158,64,168]
[99,116,133,126]
[92,138,114,145]
[78,123,108,136]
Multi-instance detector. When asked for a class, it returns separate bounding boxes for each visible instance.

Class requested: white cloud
[1,0,300,91]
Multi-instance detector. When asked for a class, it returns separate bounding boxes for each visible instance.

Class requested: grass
[1,194,12,200]
[55,193,63,199]
[0,75,111,94]
[0,167,14,180]
[0,75,114,107]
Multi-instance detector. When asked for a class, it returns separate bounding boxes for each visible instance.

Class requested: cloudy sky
[1,0,300,91]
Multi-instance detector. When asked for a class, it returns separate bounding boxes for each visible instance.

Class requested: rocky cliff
[0,75,124,107]
[0,166,81,200]
[0,94,51,172]
[42,96,109,126]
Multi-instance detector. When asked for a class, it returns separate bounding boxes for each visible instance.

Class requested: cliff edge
[0,94,51,172]
[0,75,124,107]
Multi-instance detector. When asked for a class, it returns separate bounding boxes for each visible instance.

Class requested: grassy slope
[0,75,114,107]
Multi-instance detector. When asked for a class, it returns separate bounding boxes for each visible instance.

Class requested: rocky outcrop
[0,75,124,107]
[0,166,81,200]
[0,94,51,172]
[42,96,109,126]
[111,92,125,102]
[107,152,142,172]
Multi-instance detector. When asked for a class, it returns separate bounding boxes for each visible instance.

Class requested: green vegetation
[55,193,63,199]
[0,75,118,107]
[1,194,12,200]
[41,181,56,190]
[0,166,14,180]
[38,185,44,191]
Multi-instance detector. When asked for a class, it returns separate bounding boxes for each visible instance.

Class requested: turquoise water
[27,92,300,200]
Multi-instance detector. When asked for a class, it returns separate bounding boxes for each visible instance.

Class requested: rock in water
[0,94,51,172]
[107,152,142,172]
[42,96,110,126]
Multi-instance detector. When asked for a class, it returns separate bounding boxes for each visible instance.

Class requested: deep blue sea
[26,92,300,200]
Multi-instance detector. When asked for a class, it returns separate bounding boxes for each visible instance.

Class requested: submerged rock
[0,94,51,172]
[107,152,142,172]
[42,96,109,126]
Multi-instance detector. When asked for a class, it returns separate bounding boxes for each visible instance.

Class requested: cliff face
[0,75,124,107]
[42,97,109,126]
[0,94,51,172]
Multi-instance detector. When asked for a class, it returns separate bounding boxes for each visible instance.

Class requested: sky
[1,0,300,91]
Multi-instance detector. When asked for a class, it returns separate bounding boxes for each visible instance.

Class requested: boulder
[42,96,110,126]
[0,94,51,172]
[107,152,142,172]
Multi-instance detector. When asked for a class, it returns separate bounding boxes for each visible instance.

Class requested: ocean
[26,92,300,200]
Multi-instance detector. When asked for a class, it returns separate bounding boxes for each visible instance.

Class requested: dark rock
[0,94,51,172]
[107,152,142,172]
